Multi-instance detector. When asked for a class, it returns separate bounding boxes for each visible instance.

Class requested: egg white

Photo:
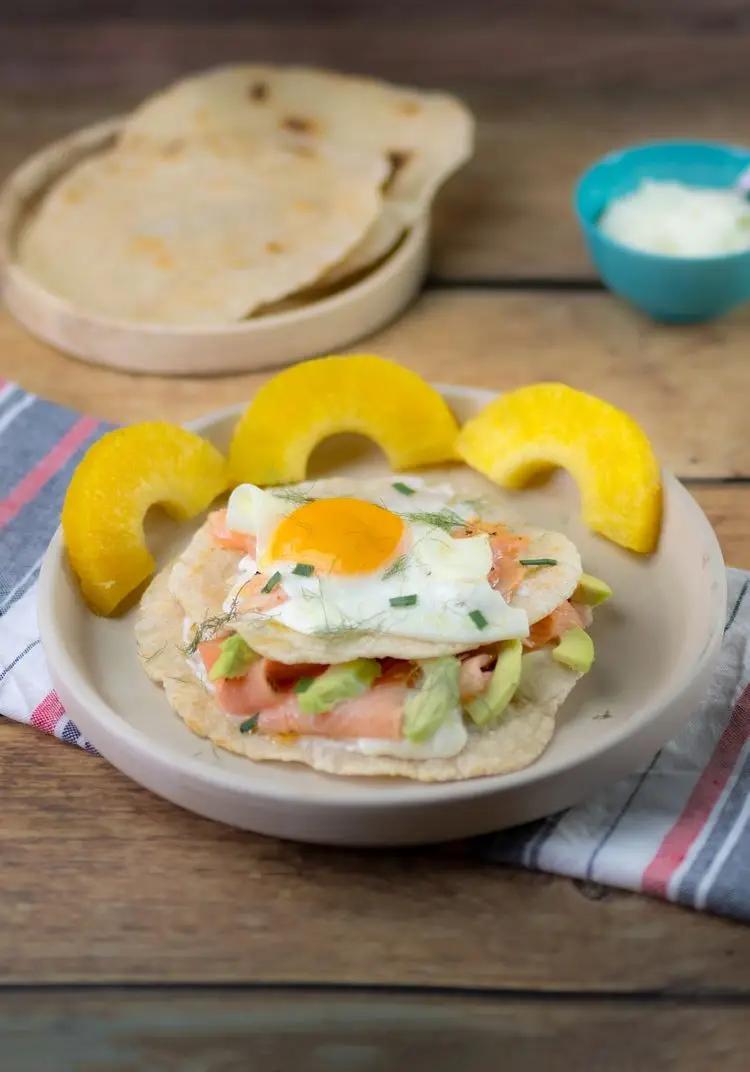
[223,480,529,645]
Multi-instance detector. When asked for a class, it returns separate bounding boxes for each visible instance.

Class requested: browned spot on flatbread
[162,138,185,157]
[388,150,411,173]
[282,115,316,134]
[130,235,174,271]
[248,81,269,102]
[399,99,421,116]
[384,149,412,191]
[265,240,284,254]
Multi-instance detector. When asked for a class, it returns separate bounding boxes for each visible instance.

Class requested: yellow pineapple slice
[62,423,228,615]
[229,354,459,484]
[457,383,662,553]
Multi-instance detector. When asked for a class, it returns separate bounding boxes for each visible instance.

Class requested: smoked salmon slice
[199,641,284,713]
[456,520,530,601]
[487,530,530,601]
[199,643,404,738]
[234,572,288,613]
[459,652,494,700]
[257,684,406,739]
[209,509,257,555]
[524,600,593,650]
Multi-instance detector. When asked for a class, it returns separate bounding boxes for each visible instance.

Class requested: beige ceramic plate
[0,119,428,375]
[37,385,726,845]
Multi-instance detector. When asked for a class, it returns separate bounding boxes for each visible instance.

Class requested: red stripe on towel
[642,684,750,898]
[29,690,66,734]
[0,416,98,527]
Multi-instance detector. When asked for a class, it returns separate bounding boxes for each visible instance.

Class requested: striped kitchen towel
[1,384,749,921]
[0,382,108,751]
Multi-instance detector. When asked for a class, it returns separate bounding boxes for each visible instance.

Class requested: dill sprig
[311,608,387,639]
[182,608,238,656]
[311,619,367,639]
[401,508,466,533]
[272,487,315,506]
[181,578,254,656]
[382,553,409,580]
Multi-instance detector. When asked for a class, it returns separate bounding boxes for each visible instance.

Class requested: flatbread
[122,64,474,279]
[136,565,579,782]
[18,136,386,324]
[315,206,406,286]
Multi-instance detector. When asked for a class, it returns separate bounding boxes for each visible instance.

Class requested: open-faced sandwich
[134,473,609,782]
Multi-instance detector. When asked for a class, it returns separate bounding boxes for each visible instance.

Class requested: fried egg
[223,478,529,644]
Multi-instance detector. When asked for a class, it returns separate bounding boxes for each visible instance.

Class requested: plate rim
[37,384,728,813]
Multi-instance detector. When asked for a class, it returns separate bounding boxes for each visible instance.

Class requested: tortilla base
[136,564,580,783]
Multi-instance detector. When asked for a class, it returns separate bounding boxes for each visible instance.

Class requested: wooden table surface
[2,9,750,1066]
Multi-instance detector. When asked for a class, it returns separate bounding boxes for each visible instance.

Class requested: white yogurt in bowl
[599,179,750,258]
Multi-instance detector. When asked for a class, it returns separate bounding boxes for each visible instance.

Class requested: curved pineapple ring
[62,423,229,615]
[457,383,662,553]
[229,354,459,485]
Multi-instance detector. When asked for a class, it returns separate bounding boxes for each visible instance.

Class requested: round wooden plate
[37,385,726,845]
[0,119,429,376]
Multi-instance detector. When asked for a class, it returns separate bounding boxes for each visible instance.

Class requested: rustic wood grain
[3,989,750,1071]
[0,289,747,479]
[1,717,749,988]
[0,12,748,1018]
[691,485,750,569]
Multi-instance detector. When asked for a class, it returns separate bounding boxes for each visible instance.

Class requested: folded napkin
[1,384,748,921]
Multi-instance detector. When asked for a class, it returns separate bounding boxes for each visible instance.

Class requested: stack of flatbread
[18,65,474,325]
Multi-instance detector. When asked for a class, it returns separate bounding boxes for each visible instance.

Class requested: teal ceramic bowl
[575,140,750,322]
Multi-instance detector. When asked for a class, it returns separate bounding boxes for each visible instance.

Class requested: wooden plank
[2,23,750,278]
[1,717,749,988]
[4,0,750,21]
[691,485,750,569]
[2,15,750,98]
[0,289,747,479]
[2,989,750,1071]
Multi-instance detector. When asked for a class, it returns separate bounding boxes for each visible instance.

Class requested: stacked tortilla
[18,65,474,325]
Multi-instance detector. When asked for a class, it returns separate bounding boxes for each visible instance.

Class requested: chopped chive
[261,570,282,594]
[390,594,418,608]
[519,557,558,567]
[392,481,415,496]
[293,562,315,577]
[469,609,488,630]
[239,715,259,734]
[294,676,314,693]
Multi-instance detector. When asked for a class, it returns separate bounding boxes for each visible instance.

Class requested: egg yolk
[268,497,405,575]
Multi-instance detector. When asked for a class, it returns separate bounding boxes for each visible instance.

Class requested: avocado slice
[466,639,523,727]
[553,627,594,673]
[573,572,612,606]
[403,656,460,742]
[297,658,380,715]
[208,634,258,681]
